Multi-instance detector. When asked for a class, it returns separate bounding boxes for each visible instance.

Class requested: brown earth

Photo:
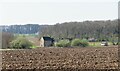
[1,47,119,70]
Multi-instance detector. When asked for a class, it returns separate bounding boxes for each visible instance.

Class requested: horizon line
[0,19,118,26]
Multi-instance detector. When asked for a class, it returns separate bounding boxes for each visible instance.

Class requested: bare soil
[1,47,119,70]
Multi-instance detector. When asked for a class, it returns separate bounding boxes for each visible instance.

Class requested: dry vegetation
[1,47,119,70]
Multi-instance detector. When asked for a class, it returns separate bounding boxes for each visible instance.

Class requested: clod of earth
[1,47,119,70]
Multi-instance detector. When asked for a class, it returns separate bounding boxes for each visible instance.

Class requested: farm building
[101,41,108,46]
[40,37,54,47]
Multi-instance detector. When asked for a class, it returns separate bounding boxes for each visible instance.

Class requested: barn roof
[42,37,54,41]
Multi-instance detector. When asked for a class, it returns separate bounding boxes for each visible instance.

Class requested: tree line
[1,24,47,34]
[39,19,118,41]
[1,19,118,42]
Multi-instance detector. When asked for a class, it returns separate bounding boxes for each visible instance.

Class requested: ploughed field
[2,47,119,70]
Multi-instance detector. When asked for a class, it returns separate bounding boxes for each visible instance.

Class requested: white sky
[0,0,119,25]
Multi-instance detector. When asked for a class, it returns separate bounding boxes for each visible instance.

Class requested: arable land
[1,47,119,70]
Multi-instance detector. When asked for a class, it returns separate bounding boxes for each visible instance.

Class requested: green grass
[89,42,113,47]
[30,45,38,49]
[14,34,38,37]
[89,42,101,47]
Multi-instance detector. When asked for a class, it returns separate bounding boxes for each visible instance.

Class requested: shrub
[117,42,120,45]
[2,32,14,49]
[71,39,89,47]
[55,40,70,47]
[10,37,33,49]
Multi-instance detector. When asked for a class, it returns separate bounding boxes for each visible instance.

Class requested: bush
[10,37,33,49]
[117,42,120,45]
[71,39,89,47]
[2,32,14,49]
[55,40,70,47]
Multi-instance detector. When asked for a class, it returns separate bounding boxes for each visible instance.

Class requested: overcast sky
[0,0,119,25]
